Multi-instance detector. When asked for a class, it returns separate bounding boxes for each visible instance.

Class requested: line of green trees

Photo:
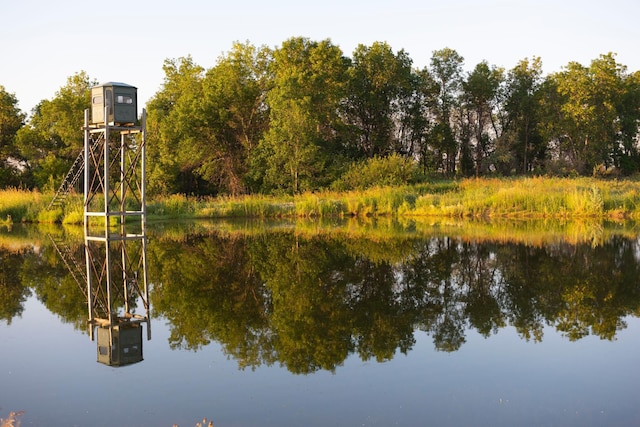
[2,38,640,195]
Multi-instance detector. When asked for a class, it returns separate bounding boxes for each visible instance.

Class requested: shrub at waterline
[331,154,425,191]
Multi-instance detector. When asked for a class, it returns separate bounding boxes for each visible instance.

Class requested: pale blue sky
[2,0,638,114]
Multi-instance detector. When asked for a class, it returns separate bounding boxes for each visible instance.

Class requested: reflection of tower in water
[85,224,150,367]
[48,228,150,367]
[83,82,150,367]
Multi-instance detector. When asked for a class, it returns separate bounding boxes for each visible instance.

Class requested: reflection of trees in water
[146,231,640,373]
[149,235,274,368]
[498,236,640,342]
[3,230,640,374]
[0,248,32,323]
[0,239,89,329]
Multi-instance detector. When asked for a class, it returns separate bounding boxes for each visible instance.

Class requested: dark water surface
[1,220,640,426]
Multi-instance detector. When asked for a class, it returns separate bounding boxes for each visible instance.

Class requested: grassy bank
[3,177,640,225]
[147,177,640,220]
[0,188,83,224]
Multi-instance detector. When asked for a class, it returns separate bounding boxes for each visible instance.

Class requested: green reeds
[295,192,346,217]
[147,194,196,218]
[147,193,294,219]
[200,194,294,218]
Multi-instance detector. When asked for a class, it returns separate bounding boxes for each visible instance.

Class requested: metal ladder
[46,136,105,210]
[46,149,85,210]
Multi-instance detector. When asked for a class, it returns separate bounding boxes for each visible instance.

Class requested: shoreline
[2,176,640,225]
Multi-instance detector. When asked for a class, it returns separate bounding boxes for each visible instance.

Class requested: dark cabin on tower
[91,82,137,126]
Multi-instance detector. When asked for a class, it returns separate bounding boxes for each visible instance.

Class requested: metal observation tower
[83,82,151,366]
[84,82,146,224]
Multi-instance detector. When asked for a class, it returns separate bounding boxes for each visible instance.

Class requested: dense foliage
[2,39,640,195]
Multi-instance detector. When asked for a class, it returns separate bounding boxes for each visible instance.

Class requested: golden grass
[0,188,45,223]
[4,177,640,223]
[411,177,640,219]
[271,177,640,220]
[0,188,85,224]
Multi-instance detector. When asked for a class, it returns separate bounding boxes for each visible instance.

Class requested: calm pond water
[1,219,640,426]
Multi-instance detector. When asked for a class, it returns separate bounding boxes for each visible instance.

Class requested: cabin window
[116,95,134,104]
[92,95,103,105]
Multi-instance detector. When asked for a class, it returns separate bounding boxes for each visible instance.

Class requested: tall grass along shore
[2,177,640,225]
[147,177,640,221]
